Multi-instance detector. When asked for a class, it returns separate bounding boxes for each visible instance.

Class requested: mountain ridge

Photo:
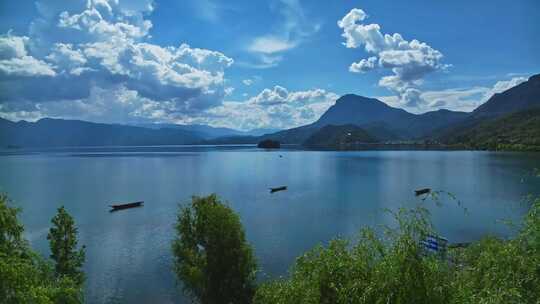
[259,94,468,144]
[0,118,203,147]
[2,73,539,148]
[259,73,539,145]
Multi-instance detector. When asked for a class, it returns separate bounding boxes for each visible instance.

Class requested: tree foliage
[172,194,257,304]
[0,194,26,256]
[254,198,540,304]
[47,206,86,285]
[0,195,83,303]
[303,124,379,148]
[450,196,540,303]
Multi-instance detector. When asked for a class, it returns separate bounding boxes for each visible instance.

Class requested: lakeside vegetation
[0,195,85,303]
[1,191,539,303]
[171,194,539,304]
[303,124,377,148]
[254,198,540,303]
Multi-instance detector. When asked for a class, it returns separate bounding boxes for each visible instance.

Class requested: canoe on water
[415,188,431,196]
[269,186,287,193]
[109,201,144,212]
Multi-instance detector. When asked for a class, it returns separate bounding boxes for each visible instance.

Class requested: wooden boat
[415,188,431,196]
[269,186,287,193]
[109,201,144,211]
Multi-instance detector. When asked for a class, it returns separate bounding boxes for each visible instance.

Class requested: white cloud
[224,87,235,96]
[0,33,27,58]
[338,8,449,108]
[488,77,527,97]
[349,56,377,73]
[45,43,87,75]
[176,86,338,130]
[0,0,234,123]
[0,84,164,124]
[248,36,296,54]
[246,0,320,68]
[0,33,56,77]
[0,0,336,131]
[0,55,57,77]
[379,76,529,113]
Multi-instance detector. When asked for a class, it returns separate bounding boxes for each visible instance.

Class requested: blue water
[1,146,539,303]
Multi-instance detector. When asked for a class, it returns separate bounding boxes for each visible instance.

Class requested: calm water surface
[1,146,539,303]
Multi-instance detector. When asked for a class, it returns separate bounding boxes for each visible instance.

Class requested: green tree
[172,194,257,304]
[0,195,83,303]
[47,206,86,286]
[0,194,26,256]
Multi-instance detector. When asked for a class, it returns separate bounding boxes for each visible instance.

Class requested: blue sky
[0,0,539,130]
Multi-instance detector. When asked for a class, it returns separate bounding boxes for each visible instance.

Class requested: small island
[257,139,281,149]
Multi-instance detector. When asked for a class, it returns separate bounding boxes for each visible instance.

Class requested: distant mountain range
[260,73,540,148]
[0,118,280,148]
[0,118,201,147]
[1,73,539,149]
[254,95,470,144]
[134,123,279,139]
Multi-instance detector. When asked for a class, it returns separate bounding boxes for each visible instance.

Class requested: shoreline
[2,143,540,154]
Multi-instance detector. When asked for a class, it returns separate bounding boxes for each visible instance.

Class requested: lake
[1,146,539,303]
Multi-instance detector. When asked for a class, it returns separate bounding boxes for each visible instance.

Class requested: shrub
[254,198,540,304]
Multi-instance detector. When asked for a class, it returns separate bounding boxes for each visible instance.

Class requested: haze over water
[1,146,539,303]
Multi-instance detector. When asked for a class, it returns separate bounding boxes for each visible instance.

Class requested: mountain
[259,124,318,144]
[135,123,245,139]
[136,123,281,139]
[438,73,540,144]
[315,95,469,138]
[441,108,540,150]
[243,128,282,136]
[360,122,403,141]
[262,74,540,146]
[3,73,538,149]
[313,95,413,129]
[202,135,259,145]
[406,109,470,138]
[471,74,540,119]
[260,94,468,144]
[303,124,378,148]
[0,118,203,147]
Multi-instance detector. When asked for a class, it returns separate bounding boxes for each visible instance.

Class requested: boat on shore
[109,201,144,212]
[269,186,287,193]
